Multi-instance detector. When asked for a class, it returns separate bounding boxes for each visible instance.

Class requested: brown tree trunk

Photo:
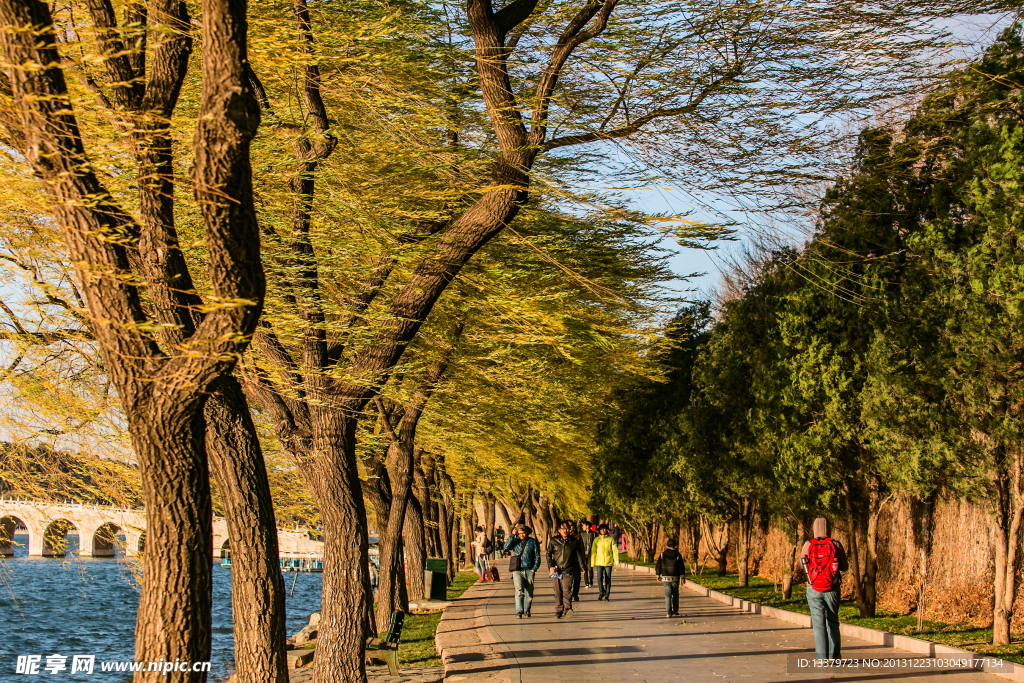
[687,517,701,568]
[737,499,754,587]
[716,523,730,576]
[778,520,800,600]
[497,499,514,532]
[418,455,438,558]
[845,476,882,618]
[290,413,373,683]
[403,494,427,600]
[484,491,496,550]
[462,501,474,571]
[532,491,552,551]
[205,378,288,683]
[130,416,214,683]
[912,494,935,631]
[991,447,1024,646]
[844,486,868,617]
[436,456,457,580]
[374,451,412,630]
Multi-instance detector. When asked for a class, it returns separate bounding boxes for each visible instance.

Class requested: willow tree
[235,0,996,677]
[0,0,266,681]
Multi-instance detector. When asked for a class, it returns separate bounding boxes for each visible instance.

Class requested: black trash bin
[424,558,447,600]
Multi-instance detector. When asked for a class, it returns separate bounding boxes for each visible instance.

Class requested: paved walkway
[455,568,999,683]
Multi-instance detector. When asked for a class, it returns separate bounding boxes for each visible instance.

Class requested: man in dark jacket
[579,521,597,589]
[548,520,587,618]
[656,538,686,617]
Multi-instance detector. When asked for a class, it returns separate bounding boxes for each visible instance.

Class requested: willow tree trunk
[736,499,754,587]
[403,495,427,600]
[205,378,287,683]
[497,500,514,533]
[437,460,457,580]
[716,523,730,576]
[374,485,409,631]
[687,518,701,568]
[780,525,798,600]
[462,500,474,571]
[781,541,798,599]
[288,411,373,683]
[436,492,453,578]
[484,492,496,549]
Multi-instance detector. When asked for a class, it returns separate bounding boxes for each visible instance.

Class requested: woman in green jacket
[589,524,620,601]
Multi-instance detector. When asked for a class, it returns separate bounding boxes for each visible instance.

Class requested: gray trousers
[552,573,573,614]
[806,585,841,660]
[663,578,679,614]
[512,569,535,614]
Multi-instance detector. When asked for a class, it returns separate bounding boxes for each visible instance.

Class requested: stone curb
[435,579,511,683]
[616,562,1020,682]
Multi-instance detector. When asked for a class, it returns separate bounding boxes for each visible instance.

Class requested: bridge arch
[92,522,126,558]
[0,514,28,557]
[42,518,79,557]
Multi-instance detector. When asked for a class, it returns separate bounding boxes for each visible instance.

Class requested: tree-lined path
[446,568,997,683]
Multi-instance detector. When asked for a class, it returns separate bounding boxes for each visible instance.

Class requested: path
[448,567,1001,683]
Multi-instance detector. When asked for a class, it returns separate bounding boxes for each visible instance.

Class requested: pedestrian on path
[656,537,685,617]
[471,526,491,580]
[800,517,849,661]
[590,523,619,601]
[548,520,587,619]
[580,521,597,589]
[504,524,540,618]
[569,520,584,602]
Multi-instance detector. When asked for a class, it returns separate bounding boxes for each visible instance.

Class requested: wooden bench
[365,611,405,676]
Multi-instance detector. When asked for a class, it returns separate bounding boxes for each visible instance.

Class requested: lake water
[1,535,323,681]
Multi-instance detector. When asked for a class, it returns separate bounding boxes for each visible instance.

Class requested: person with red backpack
[800,517,849,661]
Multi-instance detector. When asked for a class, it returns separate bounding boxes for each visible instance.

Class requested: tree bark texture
[484,492,497,546]
[686,517,701,569]
[912,493,935,631]
[437,461,457,580]
[737,499,754,587]
[991,447,1024,646]
[205,379,288,683]
[845,476,881,618]
[403,495,427,600]
[372,352,451,630]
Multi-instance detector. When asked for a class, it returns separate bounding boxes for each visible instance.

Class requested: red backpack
[806,538,838,592]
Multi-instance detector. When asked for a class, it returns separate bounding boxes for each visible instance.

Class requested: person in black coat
[656,537,686,617]
[547,520,587,618]
[579,521,597,589]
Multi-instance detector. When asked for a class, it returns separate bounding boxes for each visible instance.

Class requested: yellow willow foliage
[357,201,680,513]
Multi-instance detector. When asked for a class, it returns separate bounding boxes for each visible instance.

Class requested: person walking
[504,524,540,618]
[801,517,849,661]
[590,523,619,601]
[580,521,597,589]
[656,537,686,617]
[471,525,490,581]
[548,520,587,618]
[569,520,584,602]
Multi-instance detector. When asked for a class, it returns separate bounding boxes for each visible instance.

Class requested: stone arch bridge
[0,498,322,558]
